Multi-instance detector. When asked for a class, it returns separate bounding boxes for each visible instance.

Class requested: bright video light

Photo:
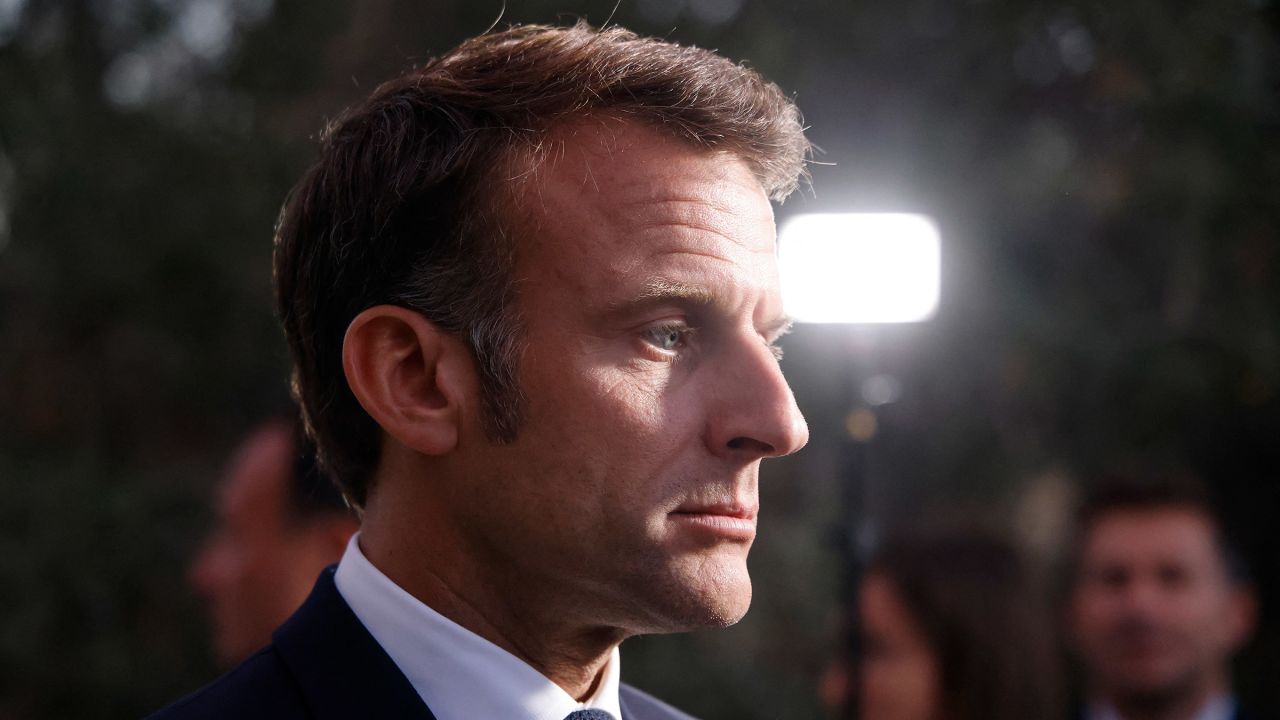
[777,213,941,324]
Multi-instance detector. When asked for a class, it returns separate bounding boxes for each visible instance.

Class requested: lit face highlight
[1071,507,1250,703]
[451,120,808,634]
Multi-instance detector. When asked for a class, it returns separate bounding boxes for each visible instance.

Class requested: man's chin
[1110,665,1199,706]
[639,560,753,632]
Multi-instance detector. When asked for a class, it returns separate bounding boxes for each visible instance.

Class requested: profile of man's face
[188,424,352,665]
[1070,507,1253,701]
[445,119,809,635]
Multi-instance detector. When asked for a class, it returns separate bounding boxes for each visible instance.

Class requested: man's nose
[704,337,809,460]
[1117,576,1164,615]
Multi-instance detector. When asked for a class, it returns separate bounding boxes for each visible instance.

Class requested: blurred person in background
[151,20,809,720]
[188,416,358,666]
[1069,475,1257,720]
[821,526,1062,720]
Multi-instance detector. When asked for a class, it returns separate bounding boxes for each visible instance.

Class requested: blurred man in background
[1070,476,1257,720]
[188,417,358,666]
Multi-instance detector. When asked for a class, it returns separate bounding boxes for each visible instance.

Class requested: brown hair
[853,527,1063,720]
[1074,467,1247,582]
[283,415,352,524]
[273,22,809,508]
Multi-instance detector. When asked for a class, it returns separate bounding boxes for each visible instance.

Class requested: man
[152,21,809,720]
[187,417,358,666]
[1070,476,1257,720]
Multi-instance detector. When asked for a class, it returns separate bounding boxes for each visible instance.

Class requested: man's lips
[673,501,757,519]
[669,502,758,541]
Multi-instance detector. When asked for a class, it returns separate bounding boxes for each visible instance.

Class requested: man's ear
[342,305,474,456]
[1225,582,1259,652]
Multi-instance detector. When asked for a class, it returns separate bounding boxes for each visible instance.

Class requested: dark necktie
[564,711,618,720]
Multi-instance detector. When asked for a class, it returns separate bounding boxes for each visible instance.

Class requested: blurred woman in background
[823,527,1062,720]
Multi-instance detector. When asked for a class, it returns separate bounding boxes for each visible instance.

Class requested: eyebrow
[632,278,716,306]
[608,278,794,340]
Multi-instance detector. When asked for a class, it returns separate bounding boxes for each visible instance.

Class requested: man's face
[1070,507,1251,701]
[451,120,808,634]
[188,424,344,665]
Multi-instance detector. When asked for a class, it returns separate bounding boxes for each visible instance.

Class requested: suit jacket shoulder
[147,568,433,720]
[147,646,309,720]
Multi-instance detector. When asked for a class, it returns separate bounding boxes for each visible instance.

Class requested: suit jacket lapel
[273,567,437,720]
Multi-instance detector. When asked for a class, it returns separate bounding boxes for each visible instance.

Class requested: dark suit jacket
[149,568,695,720]
[1072,703,1254,720]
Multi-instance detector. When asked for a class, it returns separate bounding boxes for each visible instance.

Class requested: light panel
[777,213,941,324]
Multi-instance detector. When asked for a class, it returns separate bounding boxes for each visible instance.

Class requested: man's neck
[1100,674,1230,720]
[357,508,626,700]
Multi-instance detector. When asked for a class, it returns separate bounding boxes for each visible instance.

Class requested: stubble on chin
[614,551,754,635]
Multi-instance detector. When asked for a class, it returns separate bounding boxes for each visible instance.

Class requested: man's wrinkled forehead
[518,125,770,276]
[516,116,773,226]
[498,116,785,344]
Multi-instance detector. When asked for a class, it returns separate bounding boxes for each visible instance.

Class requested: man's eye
[1097,567,1129,589]
[642,324,693,352]
[1157,564,1190,590]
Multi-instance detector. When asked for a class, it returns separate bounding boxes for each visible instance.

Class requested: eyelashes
[640,323,696,355]
[638,321,786,363]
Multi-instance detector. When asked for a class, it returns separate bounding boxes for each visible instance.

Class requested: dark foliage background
[1,1,1277,717]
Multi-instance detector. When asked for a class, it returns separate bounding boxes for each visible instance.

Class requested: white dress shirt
[333,533,623,720]
[1086,694,1236,720]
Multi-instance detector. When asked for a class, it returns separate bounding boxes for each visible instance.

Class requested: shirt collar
[333,533,622,720]
[1086,694,1236,720]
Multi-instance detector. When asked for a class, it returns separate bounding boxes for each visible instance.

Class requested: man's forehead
[512,116,778,286]
[529,117,769,208]
[1085,508,1221,562]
